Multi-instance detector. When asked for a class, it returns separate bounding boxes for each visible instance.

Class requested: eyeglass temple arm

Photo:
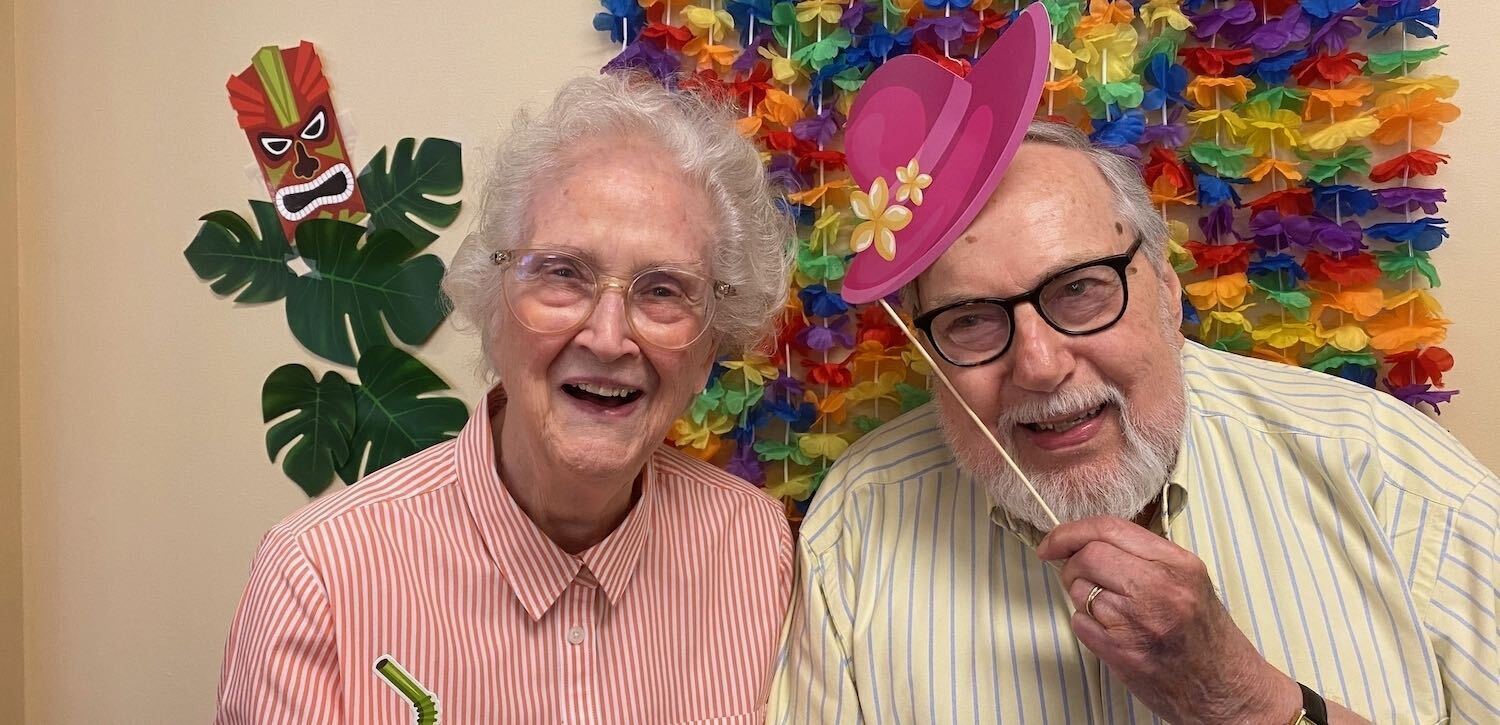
[877,299,1061,528]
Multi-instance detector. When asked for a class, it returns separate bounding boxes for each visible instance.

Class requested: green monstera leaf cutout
[358,137,463,251]
[286,220,448,366]
[262,364,357,497]
[336,345,469,484]
[184,201,297,303]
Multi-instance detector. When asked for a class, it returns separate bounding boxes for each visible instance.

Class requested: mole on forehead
[1115,222,1124,236]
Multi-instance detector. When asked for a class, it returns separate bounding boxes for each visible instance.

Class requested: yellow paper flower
[1140,0,1193,31]
[1241,101,1303,156]
[720,356,780,386]
[799,432,850,461]
[1050,41,1079,72]
[758,46,809,86]
[1302,114,1380,153]
[810,208,845,253]
[1166,220,1195,271]
[1316,322,1371,353]
[901,345,933,377]
[1184,273,1249,310]
[1070,24,1137,82]
[845,370,904,405]
[1251,319,1321,350]
[670,412,733,450]
[1187,108,1247,142]
[765,472,818,502]
[1382,74,1460,100]
[850,177,913,262]
[795,0,846,25]
[1199,304,1253,339]
[680,6,735,41]
[894,158,932,206]
[1186,76,1255,108]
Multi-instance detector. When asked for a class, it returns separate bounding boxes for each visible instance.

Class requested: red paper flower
[1304,251,1381,287]
[1179,47,1256,76]
[1292,51,1367,86]
[1144,146,1191,189]
[1369,149,1451,183]
[1385,347,1454,387]
[1246,188,1313,217]
[1186,241,1255,274]
[802,359,854,388]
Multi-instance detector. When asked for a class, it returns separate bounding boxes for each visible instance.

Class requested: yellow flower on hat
[894,158,932,206]
[850,177,912,262]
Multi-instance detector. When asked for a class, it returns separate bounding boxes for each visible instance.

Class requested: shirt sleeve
[215,528,344,725]
[1428,475,1500,724]
[767,539,862,725]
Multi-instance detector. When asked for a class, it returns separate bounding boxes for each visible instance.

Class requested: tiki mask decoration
[227,41,365,240]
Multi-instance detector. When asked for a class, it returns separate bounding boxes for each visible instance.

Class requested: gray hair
[1019,120,1169,269]
[443,71,794,365]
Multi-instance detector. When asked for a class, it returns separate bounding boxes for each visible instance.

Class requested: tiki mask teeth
[274,163,355,221]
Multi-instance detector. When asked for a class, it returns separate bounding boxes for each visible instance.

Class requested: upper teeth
[575,383,636,398]
[1029,404,1103,432]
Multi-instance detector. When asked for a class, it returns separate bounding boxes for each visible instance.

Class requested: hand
[1037,516,1301,725]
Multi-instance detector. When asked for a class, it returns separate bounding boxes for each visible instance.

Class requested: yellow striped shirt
[769,340,1497,724]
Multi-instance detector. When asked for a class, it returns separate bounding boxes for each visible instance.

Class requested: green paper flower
[1366,46,1447,76]
[1246,87,1308,114]
[1376,247,1441,288]
[797,247,848,283]
[1083,77,1145,116]
[1250,280,1312,320]
[1307,347,1377,373]
[1187,142,1255,178]
[1300,146,1372,184]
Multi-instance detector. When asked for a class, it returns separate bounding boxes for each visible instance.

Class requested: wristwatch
[1288,682,1329,725]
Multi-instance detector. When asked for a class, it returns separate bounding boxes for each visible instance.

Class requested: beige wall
[12,1,1498,721]
[1,0,23,719]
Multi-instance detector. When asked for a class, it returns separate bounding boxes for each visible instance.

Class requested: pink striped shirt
[216,387,793,724]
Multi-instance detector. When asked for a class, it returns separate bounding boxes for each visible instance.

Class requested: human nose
[1006,303,1074,393]
[571,281,640,362]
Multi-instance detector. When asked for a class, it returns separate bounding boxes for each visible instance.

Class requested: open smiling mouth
[562,382,644,410]
[1019,402,1107,434]
[274,163,354,221]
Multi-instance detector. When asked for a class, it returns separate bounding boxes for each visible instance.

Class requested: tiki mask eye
[259,134,293,158]
[300,108,328,141]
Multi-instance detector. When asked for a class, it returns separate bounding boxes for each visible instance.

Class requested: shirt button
[567,626,585,645]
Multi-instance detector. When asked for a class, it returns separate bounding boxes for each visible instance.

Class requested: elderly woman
[216,72,795,724]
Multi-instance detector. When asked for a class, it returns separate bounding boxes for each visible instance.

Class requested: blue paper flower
[1365,218,1449,252]
[1311,184,1379,218]
[1368,0,1440,40]
[799,284,852,318]
[592,0,645,44]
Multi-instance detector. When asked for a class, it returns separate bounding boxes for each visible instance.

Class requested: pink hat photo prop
[840,3,1052,305]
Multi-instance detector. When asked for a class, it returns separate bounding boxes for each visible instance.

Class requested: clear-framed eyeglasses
[490,248,734,351]
[913,237,1144,367]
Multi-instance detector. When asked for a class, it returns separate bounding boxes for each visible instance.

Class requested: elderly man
[769,8,1495,724]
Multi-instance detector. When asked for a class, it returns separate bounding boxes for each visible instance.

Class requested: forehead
[530,137,716,271]
[918,142,1131,303]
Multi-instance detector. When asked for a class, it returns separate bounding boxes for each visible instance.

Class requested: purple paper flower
[793,106,841,147]
[797,315,855,351]
[1191,0,1257,41]
[1387,383,1458,413]
[733,28,775,74]
[603,40,679,81]
[1374,186,1447,215]
[726,443,766,484]
[1282,215,1366,253]
[840,0,869,31]
[1241,9,1311,53]
[1199,202,1239,243]
[913,12,980,44]
[764,375,804,403]
[1307,8,1366,54]
[1139,121,1190,148]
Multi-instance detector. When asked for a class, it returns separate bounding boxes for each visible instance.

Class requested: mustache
[994,384,1125,428]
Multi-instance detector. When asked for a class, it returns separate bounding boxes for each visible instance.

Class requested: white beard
[938,376,1183,532]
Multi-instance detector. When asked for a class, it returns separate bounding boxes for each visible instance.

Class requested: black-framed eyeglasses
[912,237,1144,367]
[491,248,734,351]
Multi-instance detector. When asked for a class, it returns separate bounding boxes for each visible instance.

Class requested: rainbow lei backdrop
[589,0,1459,517]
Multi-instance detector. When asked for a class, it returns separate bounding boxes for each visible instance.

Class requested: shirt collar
[454,385,657,621]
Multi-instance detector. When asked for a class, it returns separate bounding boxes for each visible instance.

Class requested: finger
[1069,610,1128,668]
[1068,577,1123,629]
[1059,539,1151,598]
[1037,516,1180,563]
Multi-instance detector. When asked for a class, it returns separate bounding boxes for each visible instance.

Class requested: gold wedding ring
[1085,585,1104,618]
